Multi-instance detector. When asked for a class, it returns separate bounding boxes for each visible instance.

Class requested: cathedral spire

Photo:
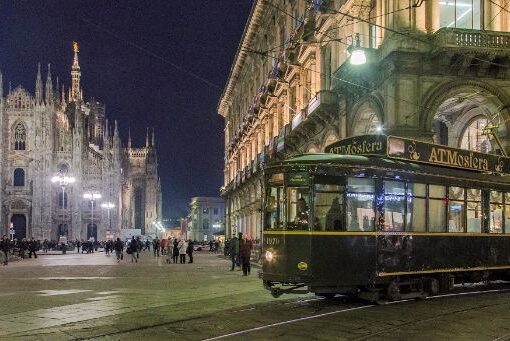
[114,120,119,137]
[71,41,82,101]
[151,128,155,147]
[145,127,149,147]
[61,84,66,104]
[45,63,53,105]
[35,62,43,104]
[128,128,132,148]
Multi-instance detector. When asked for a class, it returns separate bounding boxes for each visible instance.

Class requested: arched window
[13,168,25,187]
[460,117,491,152]
[58,192,68,209]
[14,123,26,150]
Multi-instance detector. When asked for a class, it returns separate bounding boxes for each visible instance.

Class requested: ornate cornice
[217,0,265,117]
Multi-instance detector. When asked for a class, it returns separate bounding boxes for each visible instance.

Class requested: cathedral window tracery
[14,122,27,150]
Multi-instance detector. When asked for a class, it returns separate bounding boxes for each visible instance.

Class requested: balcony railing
[434,28,510,52]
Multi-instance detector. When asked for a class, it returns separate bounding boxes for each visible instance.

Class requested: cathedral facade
[0,44,162,241]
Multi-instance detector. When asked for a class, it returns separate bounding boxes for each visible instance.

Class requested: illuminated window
[439,0,481,29]
[383,181,405,231]
[460,117,491,152]
[489,191,503,233]
[346,178,375,231]
[448,187,465,232]
[429,185,447,232]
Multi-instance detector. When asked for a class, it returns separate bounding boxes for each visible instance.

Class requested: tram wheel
[386,281,401,301]
[428,278,440,296]
[271,288,282,298]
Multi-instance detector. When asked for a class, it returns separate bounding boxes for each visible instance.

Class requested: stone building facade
[218,0,510,240]
[0,44,162,241]
[187,197,225,242]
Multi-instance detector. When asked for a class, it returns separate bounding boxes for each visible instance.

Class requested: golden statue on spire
[73,41,79,53]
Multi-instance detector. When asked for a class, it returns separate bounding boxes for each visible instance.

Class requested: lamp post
[101,202,115,232]
[51,172,75,239]
[349,33,367,66]
[83,192,102,240]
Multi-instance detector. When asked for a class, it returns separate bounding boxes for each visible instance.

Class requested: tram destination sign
[324,134,510,175]
[324,134,387,156]
[387,136,510,175]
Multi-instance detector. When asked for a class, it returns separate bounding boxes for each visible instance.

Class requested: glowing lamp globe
[350,48,367,65]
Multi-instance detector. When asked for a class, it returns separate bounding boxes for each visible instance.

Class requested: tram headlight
[265,250,275,262]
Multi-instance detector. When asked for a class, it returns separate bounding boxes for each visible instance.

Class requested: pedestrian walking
[42,239,49,253]
[153,238,160,257]
[186,240,194,263]
[239,237,253,276]
[28,237,38,259]
[76,239,81,253]
[178,239,188,264]
[0,235,10,266]
[229,234,239,271]
[136,236,141,259]
[128,237,138,263]
[114,238,124,263]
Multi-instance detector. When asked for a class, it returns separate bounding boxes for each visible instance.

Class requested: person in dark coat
[114,238,124,263]
[172,239,179,264]
[186,240,194,263]
[1,236,10,266]
[28,238,38,259]
[229,234,240,271]
[19,238,28,258]
[239,236,251,276]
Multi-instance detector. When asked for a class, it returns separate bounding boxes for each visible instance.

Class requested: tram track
[202,286,510,340]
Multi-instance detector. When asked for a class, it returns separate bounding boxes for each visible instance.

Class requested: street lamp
[83,192,102,239]
[101,202,115,232]
[350,33,367,66]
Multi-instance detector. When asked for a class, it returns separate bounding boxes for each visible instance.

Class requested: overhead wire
[81,17,223,91]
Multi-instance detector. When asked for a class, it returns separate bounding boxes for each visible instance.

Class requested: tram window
[407,197,426,232]
[429,199,447,232]
[467,189,482,233]
[314,184,343,231]
[489,191,503,234]
[265,184,284,230]
[429,185,446,198]
[287,187,310,230]
[383,181,405,231]
[346,178,375,231]
[409,183,426,197]
[448,187,465,232]
[448,201,465,232]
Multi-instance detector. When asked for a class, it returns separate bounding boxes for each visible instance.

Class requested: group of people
[151,237,194,264]
[1,235,40,265]
[227,233,254,276]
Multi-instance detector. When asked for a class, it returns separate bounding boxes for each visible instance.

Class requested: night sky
[0,1,253,221]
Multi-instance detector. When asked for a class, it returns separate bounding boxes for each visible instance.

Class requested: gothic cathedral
[0,44,162,241]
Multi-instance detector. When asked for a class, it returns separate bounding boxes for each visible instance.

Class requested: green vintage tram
[262,135,510,301]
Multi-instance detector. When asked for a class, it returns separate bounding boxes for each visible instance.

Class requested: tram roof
[270,153,510,185]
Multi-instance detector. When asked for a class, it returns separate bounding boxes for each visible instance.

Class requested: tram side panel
[376,235,510,276]
[310,235,377,292]
[263,234,313,285]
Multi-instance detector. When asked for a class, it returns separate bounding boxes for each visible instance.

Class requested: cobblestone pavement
[0,251,289,340]
[2,252,510,340]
